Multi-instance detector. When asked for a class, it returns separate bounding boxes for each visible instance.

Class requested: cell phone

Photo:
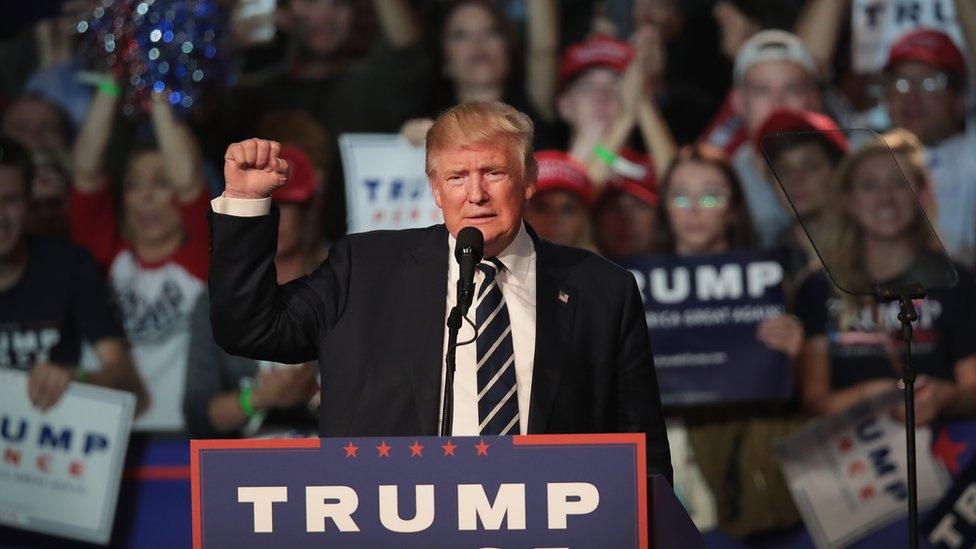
[232,0,277,45]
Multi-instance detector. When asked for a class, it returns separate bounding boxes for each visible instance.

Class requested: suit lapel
[528,232,575,433]
[401,226,449,435]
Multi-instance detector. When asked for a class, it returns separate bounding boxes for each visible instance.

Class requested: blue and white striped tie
[475,258,520,435]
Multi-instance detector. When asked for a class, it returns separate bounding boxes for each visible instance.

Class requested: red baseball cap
[599,148,659,207]
[885,28,967,78]
[559,35,635,90]
[271,146,318,203]
[756,108,848,155]
[534,150,593,206]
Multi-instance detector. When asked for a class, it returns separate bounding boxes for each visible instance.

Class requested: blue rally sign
[191,434,648,548]
[616,250,791,405]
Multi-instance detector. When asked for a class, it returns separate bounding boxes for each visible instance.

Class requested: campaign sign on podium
[191,433,650,548]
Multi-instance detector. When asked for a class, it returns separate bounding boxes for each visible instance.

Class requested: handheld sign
[0,369,135,545]
[851,0,965,73]
[778,390,949,549]
[618,250,791,405]
[192,434,653,548]
[339,134,442,234]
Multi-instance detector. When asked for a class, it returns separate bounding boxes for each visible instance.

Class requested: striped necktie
[475,258,520,435]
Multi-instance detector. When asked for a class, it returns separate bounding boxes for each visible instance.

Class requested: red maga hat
[534,150,594,206]
[756,108,848,154]
[885,28,967,78]
[271,146,318,204]
[559,35,635,90]
[599,148,659,207]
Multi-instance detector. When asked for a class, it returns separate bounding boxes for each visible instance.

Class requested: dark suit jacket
[210,209,672,482]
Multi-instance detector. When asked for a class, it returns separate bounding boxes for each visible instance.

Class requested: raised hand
[223,138,290,199]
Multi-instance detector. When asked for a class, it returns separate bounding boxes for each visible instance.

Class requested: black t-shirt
[0,238,123,371]
[795,257,976,389]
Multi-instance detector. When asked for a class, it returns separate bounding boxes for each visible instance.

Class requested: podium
[191,433,701,548]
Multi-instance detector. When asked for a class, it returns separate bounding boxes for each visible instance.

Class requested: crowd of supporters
[2,0,975,542]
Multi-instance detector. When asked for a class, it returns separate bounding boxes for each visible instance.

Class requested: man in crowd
[0,137,147,413]
[730,29,822,246]
[208,101,672,482]
[884,29,976,267]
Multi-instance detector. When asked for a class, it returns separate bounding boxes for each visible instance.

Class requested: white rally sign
[778,390,949,548]
[0,369,134,545]
[339,134,443,234]
[851,0,966,73]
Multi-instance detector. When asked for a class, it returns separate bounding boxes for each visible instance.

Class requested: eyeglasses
[886,73,949,94]
[667,192,730,209]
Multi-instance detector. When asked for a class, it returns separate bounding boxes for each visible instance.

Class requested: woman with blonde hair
[795,129,976,424]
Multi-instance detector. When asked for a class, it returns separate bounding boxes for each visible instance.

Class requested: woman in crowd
[184,146,324,438]
[796,129,976,424]
[658,145,807,537]
[400,0,557,144]
[524,149,593,249]
[69,78,209,432]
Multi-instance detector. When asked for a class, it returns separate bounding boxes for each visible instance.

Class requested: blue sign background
[193,434,646,548]
[616,250,792,405]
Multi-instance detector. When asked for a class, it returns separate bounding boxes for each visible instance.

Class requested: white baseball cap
[733,30,818,86]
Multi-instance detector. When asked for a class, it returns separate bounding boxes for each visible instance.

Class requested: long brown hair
[822,129,937,326]
[655,145,756,253]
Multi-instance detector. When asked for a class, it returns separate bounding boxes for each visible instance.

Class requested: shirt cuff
[211,195,271,217]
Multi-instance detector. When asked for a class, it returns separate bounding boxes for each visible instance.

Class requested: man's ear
[524,177,537,201]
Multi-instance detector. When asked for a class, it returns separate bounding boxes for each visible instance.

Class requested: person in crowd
[756,107,848,280]
[795,129,976,424]
[27,152,72,238]
[0,137,147,413]
[656,144,805,537]
[69,81,209,431]
[728,29,822,247]
[255,109,334,252]
[0,93,73,164]
[656,145,802,357]
[184,146,322,438]
[214,0,426,240]
[555,33,675,188]
[592,150,660,258]
[699,0,803,156]
[883,29,976,267]
[400,0,558,145]
[524,149,593,248]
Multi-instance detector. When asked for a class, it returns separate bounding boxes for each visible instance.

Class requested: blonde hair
[425,101,537,183]
[822,128,937,326]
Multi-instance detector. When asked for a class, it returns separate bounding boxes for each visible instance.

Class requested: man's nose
[466,174,488,204]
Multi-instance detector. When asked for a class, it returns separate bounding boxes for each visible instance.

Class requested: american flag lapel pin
[557,290,570,304]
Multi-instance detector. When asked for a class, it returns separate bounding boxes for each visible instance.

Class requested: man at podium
[208,101,672,483]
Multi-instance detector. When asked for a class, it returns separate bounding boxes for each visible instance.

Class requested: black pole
[879,284,923,549]
[440,306,463,436]
[895,293,920,549]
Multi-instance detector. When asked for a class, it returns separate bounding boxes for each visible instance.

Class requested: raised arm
[954,0,976,67]
[71,75,118,193]
[149,94,205,202]
[526,0,559,121]
[210,139,341,363]
[372,0,421,49]
[794,0,849,73]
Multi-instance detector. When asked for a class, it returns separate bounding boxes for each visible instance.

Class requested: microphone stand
[877,282,925,549]
[440,282,473,437]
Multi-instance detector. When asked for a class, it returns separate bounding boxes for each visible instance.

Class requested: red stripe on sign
[124,466,191,480]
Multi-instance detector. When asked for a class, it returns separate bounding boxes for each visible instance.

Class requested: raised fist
[223,138,290,199]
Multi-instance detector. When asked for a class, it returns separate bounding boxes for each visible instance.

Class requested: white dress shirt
[211,195,538,435]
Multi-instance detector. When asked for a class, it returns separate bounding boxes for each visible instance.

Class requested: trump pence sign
[191,434,648,548]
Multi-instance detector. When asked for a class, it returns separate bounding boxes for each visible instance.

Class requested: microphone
[441,226,484,436]
[454,227,484,316]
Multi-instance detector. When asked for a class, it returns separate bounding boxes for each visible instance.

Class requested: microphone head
[455,227,485,263]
